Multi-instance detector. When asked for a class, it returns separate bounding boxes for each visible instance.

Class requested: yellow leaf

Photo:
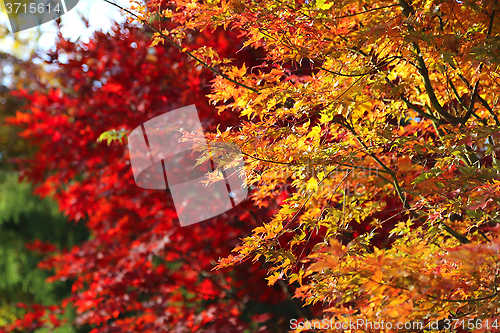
[306,177,318,192]
[373,269,383,284]
[266,272,281,286]
[307,125,321,139]
[319,112,333,124]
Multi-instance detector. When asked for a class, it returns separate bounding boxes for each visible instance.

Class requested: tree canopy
[5,0,500,331]
[5,23,316,332]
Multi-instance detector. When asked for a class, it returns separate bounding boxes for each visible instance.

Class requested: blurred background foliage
[0,1,136,329]
[0,32,89,332]
[0,172,89,331]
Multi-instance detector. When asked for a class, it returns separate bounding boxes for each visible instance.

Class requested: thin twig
[101,0,258,93]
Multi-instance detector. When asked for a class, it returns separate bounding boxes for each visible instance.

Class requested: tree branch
[102,0,259,93]
[338,117,471,244]
[397,0,463,124]
[461,80,480,124]
[386,78,442,123]
[457,74,500,126]
[447,75,488,126]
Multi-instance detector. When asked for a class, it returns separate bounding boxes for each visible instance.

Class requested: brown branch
[102,0,259,93]
[459,73,500,126]
[386,78,442,123]
[241,151,298,166]
[339,117,471,244]
[397,0,463,124]
[332,4,399,20]
[414,53,462,124]
[318,56,399,77]
[447,75,489,126]
[428,292,496,303]
[462,80,480,123]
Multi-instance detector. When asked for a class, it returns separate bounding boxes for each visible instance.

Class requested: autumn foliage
[5,26,313,332]
[6,0,500,331]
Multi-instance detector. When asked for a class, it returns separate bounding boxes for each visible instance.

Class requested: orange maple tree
[121,0,500,330]
[7,0,500,331]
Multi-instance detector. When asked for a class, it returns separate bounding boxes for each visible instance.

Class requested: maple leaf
[10,0,500,330]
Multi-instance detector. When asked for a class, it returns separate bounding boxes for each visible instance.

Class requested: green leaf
[97,129,129,146]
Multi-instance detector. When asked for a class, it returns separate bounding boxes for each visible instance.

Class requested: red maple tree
[6,24,323,332]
